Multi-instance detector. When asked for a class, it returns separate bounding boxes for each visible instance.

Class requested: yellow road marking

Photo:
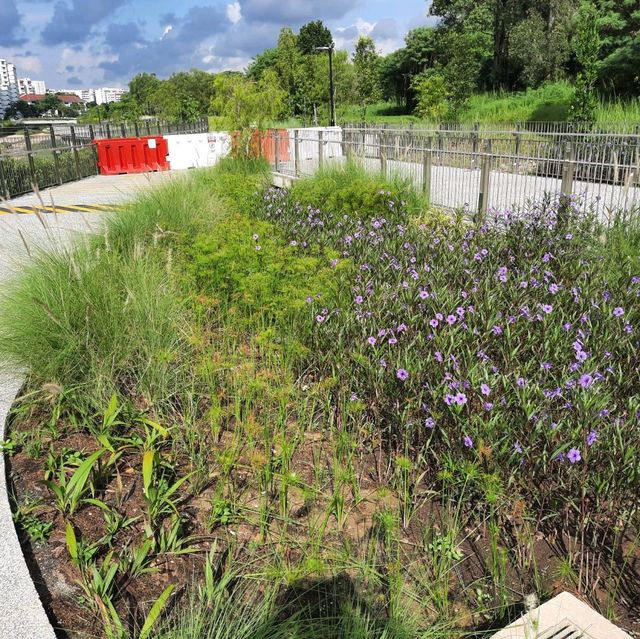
[0,204,123,215]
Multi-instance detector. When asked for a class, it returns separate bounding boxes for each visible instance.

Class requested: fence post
[477,143,492,216]
[89,128,99,175]
[561,142,575,196]
[134,122,140,137]
[472,123,479,155]
[120,123,126,137]
[0,158,9,200]
[23,128,38,192]
[514,123,521,156]
[49,124,63,186]
[294,130,300,177]
[318,130,324,169]
[145,121,151,136]
[422,146,432,201]
[380,131,387,175]
[157,120,162,136]
[70,126,81,180]
[106,123,112,138]
[88,124,95,141]
[274,130,280,172]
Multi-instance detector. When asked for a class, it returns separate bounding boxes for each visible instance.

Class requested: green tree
[596,0,640,95]
[412,71,454,120]
[246,48,279,81]
[569,1,601,128]
[353,36,382,119]
[297,20,333,55]
[128,73,161,115]
[38,94,65,117]
[210,69,286,130]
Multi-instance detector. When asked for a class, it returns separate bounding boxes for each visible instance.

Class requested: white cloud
[16,55,42,74]
[355,18,375,35]
[226,2,242,25]
[162,24,173,38]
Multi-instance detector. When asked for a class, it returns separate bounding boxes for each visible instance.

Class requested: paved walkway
[0,171,178,638]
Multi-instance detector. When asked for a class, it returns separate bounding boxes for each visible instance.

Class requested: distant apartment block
[18,77,47,95]
[94,87,126,105]
[0,58,20,118]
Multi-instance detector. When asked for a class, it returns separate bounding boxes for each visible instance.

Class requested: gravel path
[0,171,179,638]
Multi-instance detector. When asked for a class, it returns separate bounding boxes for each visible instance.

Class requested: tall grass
[0,244,190,411]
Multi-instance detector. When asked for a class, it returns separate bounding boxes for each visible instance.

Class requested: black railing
[0,118,209,199]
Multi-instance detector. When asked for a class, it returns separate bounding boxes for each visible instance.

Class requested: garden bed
[1,160,639,638]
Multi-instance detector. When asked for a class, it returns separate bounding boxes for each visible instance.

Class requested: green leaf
[139,584,175,639]
[66,521,78,561]
[67,448,105,513]
[142,450,155,497]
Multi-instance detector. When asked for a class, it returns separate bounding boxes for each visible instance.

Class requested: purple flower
[419,290,429,300]
[454,392,467,405]
[388,337,398,345]
[483,402,494,411]
[355,295,364,304]
[517,377,527,388]
[541,304,553,314]
[567,448,581,464]
[397,323,408,333]
[367,336,377,346]
[613,307,624,317]
[586,430,599,446]
[446,314,457,325]
[425,417,435,429]
[513,441,523,454]
[578,373,594,389]
[396,368,409,381]
[549,283,560,294]
[492,325,503,335]
[255,245,262,251]
[434,351,443,363]
[463,435,474,448]
[480,383,491,396]
[305,296,313,303]
[430,318,439,328]
[444,394,454,406]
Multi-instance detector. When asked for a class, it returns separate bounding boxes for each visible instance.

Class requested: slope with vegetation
[0,157,639,637]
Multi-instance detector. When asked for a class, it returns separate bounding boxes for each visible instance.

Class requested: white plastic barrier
[206,131,232,165]
[164,132,232,170]
[164,133,209,170]
[288,127,343,161]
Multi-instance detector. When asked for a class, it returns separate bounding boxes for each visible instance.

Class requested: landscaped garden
[0,158,639,637]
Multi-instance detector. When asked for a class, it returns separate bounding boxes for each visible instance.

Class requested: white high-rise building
[94,87,126,105]
[0,59,20,118]
[18,77,47,95]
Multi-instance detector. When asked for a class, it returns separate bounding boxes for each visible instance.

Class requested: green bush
[288,162,428,221]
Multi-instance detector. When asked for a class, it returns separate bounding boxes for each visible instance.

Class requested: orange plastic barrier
[93,136,169,175]
[231,130,290,162]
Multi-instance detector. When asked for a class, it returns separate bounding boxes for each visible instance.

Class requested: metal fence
[269,127,640,220]
[0,118,209,199]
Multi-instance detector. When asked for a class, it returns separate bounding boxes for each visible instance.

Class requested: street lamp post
[314,44,336,127]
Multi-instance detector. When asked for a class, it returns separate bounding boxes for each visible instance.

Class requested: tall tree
[596,0,640,95]
[128,72,161,115]
[297,20,333,55]
[353,36,382,119]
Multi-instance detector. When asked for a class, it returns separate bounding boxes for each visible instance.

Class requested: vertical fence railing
[265,127,640,219]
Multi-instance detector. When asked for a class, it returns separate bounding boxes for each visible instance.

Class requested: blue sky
[0,0,435,90]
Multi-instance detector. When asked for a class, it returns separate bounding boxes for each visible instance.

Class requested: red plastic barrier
[93,136,169,175]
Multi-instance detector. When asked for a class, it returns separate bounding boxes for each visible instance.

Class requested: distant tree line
[46,1,637,128]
